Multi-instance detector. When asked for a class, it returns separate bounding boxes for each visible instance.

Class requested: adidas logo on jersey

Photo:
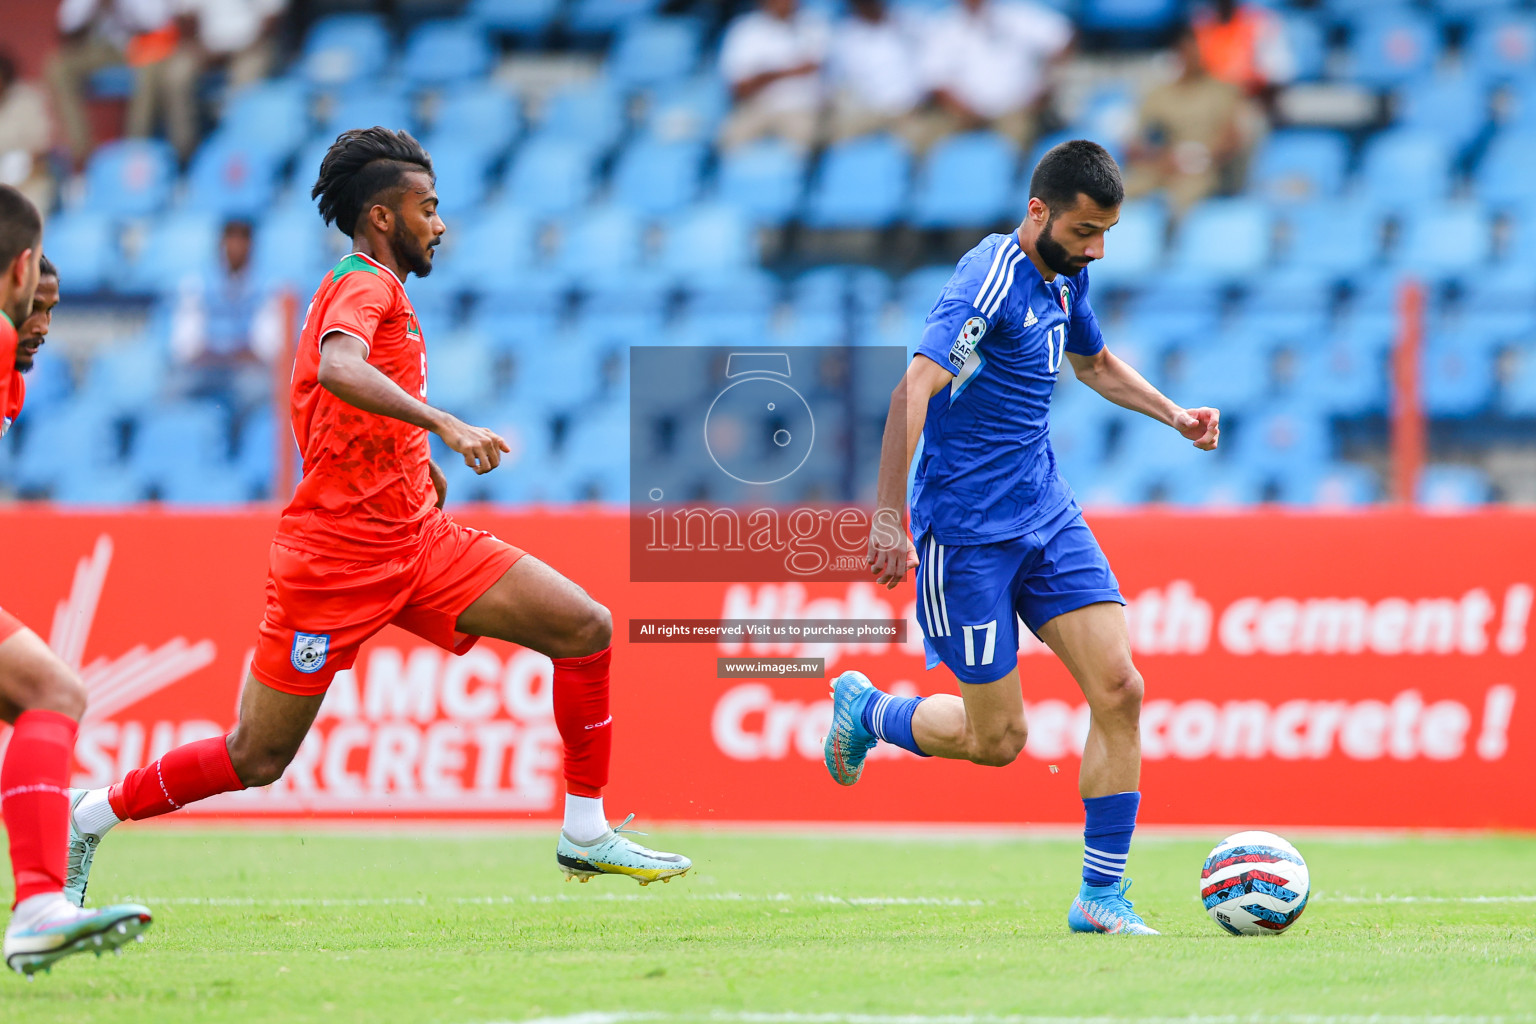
[1023,307,1038,327]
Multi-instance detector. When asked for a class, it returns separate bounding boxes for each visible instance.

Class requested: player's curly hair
[0,184,41,274]
[1029,139,1124,212]
[312,127,435,238]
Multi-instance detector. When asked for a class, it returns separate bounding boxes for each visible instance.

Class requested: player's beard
[393,220,436,278]
[1036,213,1089,277]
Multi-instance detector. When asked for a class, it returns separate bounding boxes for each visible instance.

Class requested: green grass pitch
[4,828,1534,1024]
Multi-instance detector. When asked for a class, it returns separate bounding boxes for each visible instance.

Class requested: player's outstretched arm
[869,354,952,589]
[1066,347,1220,451]
[316,332,511,474]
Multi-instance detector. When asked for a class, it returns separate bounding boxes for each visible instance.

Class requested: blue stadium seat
[507,332,607,413]
[611,138,705,215]
[129,401,230,486]
[469,0,563,35]
[427,330,498,410]
[12,403,120,493]
[567,0,661,35]
[1438,0,1521,17]
[1241,268,1337,329]
[1345,11,1439,88]
[502,137,598,215]
[1423,338,1498,417]
[908,132,1018,229]
[12,346,72,417]
[609,17,701,89]
[402,20,494,88]
[1229,404,1331,478]
[122,212,222,294]
[40,211,115,294]
[1283,15,1328,82]
[1475,132,1536,210]
[1249,131,1350,201]
[534,79,625,150]
[1163,463,1267,510]
[1294,332,1391,415]
[685,266,779,315]
[578,270,673,322]
[1396,72,1489,154]
[301,14,392,87]
[1417,464,1493,509]
[184,134,283,218]
[318,88,414,139]
[899,266,956,318]
[1085,199,1166,288]
[1078,0,1181,32]
[475,269,573,317]
[641,76,728,143]
[233,405,276,494]
[659,203,755,275]
[84,139,176,217]
[52,465,147,506]
[425,139,494,216]
[77,342,168,416]
[252,209,330,291]
[804,135,911,229]
[791,266,849,315]
[553,204,645,273]
[1466,13,1536,82]
[1163,336,1269,411]
[424,83,521,160]
[1274,201,1383,276]
[158,464,253,505]
[716,139,806,224]
[219,80,310,160]
[1354,130,1452,208]
[1168,199,1272,280]
[1278,461,1381,508]
[1393,203,1492,275]
[434,203,540,290]
[849,266,892,317]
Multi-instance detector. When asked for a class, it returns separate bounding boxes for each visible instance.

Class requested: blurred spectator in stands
[910,0,1074,152]
[718,0,829,152]
[1193,0,1294,101]
[168,219,282,425]
[825,0,923,144]
[0,51,57,215]
[159,0,288,160]
[1125,24,1258,215]
[48,0,181,167]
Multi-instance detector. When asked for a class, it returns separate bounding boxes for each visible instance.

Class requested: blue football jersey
[910,231,1106,545]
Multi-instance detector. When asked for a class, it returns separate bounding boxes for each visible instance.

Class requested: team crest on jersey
[950,316,987,369]
[1058,283,1071,315]
[291,632,330,674]
[406,315,421,339]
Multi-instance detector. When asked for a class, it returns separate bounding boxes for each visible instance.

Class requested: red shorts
[0,607,24,646]
[251,509,525,696]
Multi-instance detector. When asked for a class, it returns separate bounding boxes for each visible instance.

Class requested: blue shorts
[916,503,1124,684]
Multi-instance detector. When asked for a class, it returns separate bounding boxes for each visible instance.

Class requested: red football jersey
[276,252,435,559]
[0,311,23,439]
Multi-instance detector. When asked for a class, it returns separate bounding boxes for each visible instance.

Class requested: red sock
[107,735,245,821]
[553,646,612,798]
[2,710,77,906]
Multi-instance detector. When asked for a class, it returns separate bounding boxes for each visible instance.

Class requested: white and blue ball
[1200,831,1310,936]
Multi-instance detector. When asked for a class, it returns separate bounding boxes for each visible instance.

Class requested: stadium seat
[1466,13,1536,82]
[427,330,499,410]
[533,79,626,151]
[1163,463,1268,510]
[1475,132,1536,210]
[1282,15,1328,82]
[476,269,573,317]
[423,83,521,161]
[1422,338,1498,417]
[40,211,115,294]
[76,342,169,417]
[318,88,414,140]
[659,203,755,275]
[791,266,849,316]
[122,212,222,294]
[184,134,283,218]
[507,332,608,413]
[433,203,540,290]
[611,138,705,215]
[157,464,254,505]
[1417,464,1493,509]
[252,209,330,291]
[716,139,806,224]
[1395,72,1489,154]
[233,405,277,494]
[899,265,956,318]
[84,139,176,217]
[129,401,231,486]
[301,14,392,87]
[1354,130,1453,209]
[501,137,598,215]
[1084,199,1166,287]
[1163,336,1269,411]
[1078,0,1181,33]
[1231,404,1332,478]
[423,139,493,216]
[12,346,72,417]
[1168,199,1272,280]
[402,20,495,88]
[219,80,310,160]
[1249,131,1350,201]
[51,465,146,506]
[848,266,892,317]
[640,76,729,143]
[804,135,911,229]
[1294,332,1390,415]
[609,17,702,89]
[552,204,646,273]
[1274,202,1383,277]
[1278,461,1381,508]
[567,0,661,35]
[468,0,564,36]
[1345,11,1439,88]
[1437,0,1520,17]
[1392,203,1492,275]
[908,132,1018,229]
[578,270,673,321]
[12,403,120,494]
[684,266,779,315]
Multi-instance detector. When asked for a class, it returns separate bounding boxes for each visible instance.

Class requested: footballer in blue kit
[824,140,1220,935]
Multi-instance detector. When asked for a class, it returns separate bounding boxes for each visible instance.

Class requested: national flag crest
[1058,283,1071,315]
[406,315,421,338]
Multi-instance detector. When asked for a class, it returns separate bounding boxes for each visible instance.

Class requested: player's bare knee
[227,735,296,788]
[33,668,87,720]
[971,720,1028,767]
[573,601,612,656]
[1092,665,1144,722]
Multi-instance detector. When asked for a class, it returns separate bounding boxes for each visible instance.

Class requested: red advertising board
[0,507,1530,829]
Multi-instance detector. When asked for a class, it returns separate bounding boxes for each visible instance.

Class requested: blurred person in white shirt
[911,0,1075,151]
[0,52,57,214]
[161,0,287,143]
[825,0,925,144]
[718,0,830,152]
[47,0,178,167]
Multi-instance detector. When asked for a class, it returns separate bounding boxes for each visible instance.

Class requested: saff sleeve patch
[949,316,988,370]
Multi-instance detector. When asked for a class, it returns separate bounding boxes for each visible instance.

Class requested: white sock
[74,788,122,838]
[562,794,607,842]
[7,892,76,934]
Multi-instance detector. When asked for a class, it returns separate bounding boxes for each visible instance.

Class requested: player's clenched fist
[437,416,511,474]
[1175,407,1220,451]
[867,508,919,590]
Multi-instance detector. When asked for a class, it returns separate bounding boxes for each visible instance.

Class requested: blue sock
[1082,791,1140,888]
[859,691,930,757]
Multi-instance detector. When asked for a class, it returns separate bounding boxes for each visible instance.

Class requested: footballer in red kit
[64,129,690,911]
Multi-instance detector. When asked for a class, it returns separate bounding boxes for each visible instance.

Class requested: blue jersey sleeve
[916,257,998,375]
[1066,270,1105,357]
